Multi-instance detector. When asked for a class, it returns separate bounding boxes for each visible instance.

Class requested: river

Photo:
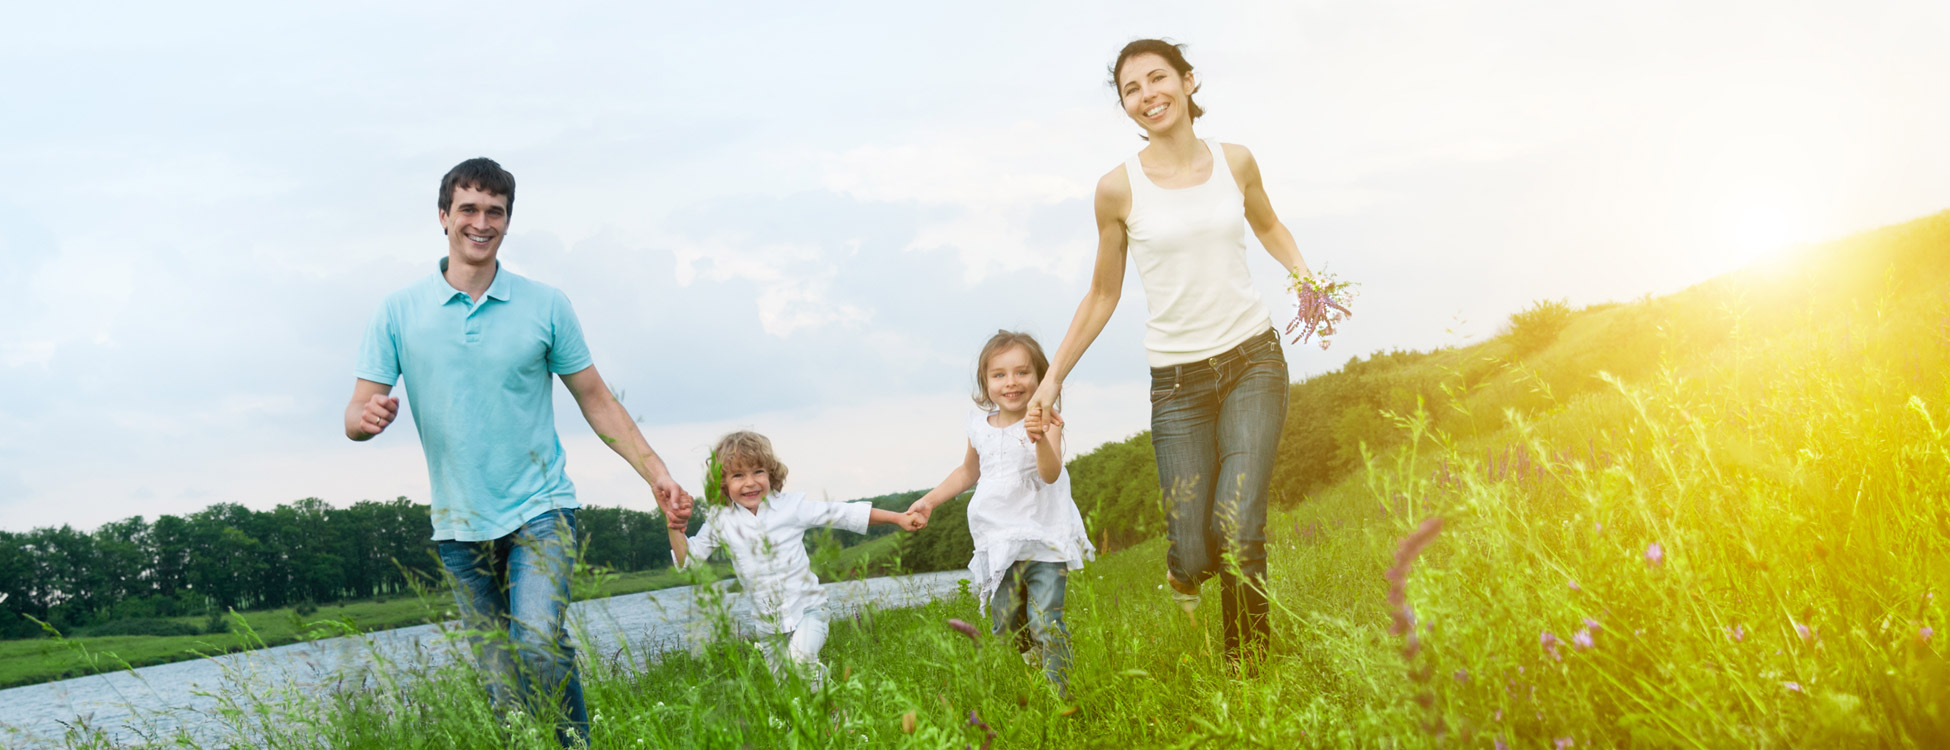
[0,570,967,748]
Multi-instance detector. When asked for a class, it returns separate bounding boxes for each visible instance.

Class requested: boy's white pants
[756,609,829,691]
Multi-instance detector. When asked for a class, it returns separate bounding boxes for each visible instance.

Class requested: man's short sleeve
[354,302,401,386]
[547,290,594,376]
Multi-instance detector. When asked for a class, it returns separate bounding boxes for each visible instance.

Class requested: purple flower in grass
[1555,737,1575,748]
[1573,629,1595,651]
[1568,579,1580,592]
[1923,626,1934,644]
[1794,622,1815,644]
[1540,631,1563,661]
[947,619,981,643]
[1645,542,1663,567]
[1724,624,1746,642]
[1784,682,1802,693]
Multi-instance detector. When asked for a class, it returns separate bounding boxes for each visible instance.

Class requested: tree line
[0,497,705,639]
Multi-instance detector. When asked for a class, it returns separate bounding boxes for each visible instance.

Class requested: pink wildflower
[1582,617,1601,631]
[1568,579,1580,592]
[1541,631,1563,661]
[1645,542,1663,566]
[1724,624,1746,642]
[1794,622,1814,643]
[947,619,981,643]
[1784,682,1802,693]
[1921,626,1933,644]
[1454,669,1468,683]
[1495,739,1508,750]
[1555,737,1575,748]
[1573,629,1595,651]
[1385,517,1444,660]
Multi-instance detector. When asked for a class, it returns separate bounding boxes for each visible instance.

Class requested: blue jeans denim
[988,560,1073,699]
[1150,328,1288,590]
[437,508,589,747]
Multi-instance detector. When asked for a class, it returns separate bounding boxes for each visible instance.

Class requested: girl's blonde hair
[972,330,1051,410]
[713,430,789,493]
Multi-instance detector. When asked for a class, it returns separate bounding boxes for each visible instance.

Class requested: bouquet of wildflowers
[1287,269,1357,350]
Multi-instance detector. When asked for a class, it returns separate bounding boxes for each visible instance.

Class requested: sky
[2,0,1947,533]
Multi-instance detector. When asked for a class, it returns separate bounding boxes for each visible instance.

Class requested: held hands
[1023,380,1065,443]
[654,475,694,530]
[904,499,933,530]
[357,394,400,437]
[894,511,926,532]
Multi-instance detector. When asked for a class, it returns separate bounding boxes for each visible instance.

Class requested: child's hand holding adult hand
[656,478,694,528]
[905,499,933,528]
[1025,380,1063,442]
[896,512,925,532]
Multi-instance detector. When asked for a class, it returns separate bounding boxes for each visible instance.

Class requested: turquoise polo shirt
[355,258,594,542]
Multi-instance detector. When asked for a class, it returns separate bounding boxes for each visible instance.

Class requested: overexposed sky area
[3,0,1947,533]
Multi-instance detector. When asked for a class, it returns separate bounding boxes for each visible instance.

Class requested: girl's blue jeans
[989,560,1072,699]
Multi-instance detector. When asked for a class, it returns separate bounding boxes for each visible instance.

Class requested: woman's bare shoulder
[1095,163,1132,208]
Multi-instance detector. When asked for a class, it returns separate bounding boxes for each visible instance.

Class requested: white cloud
[808,111,1122,282]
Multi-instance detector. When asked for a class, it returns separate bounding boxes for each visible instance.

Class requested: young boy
[668,431,921,690]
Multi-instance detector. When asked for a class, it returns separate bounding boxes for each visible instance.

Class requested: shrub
[1503,297,1573,356]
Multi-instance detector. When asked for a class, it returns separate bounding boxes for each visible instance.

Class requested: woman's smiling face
[1118,52,1194,133]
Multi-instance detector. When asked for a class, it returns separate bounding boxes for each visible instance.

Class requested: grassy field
[39,212,1950,747]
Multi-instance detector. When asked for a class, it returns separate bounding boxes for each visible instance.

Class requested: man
[345,157,692,746]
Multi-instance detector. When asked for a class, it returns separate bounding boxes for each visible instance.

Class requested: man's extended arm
[561,366,693,524]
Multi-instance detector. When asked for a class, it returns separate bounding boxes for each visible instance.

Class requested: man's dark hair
[438,157,516,216]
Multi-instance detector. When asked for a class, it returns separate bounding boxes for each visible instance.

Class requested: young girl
[907,331,1096,699]
[668,430,921,691]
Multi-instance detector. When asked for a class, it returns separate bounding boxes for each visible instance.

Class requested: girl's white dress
[964,410,1096,612]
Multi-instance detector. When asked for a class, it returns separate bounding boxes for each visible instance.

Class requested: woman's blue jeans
[437,508,590,747]
[1150,328,1287,664]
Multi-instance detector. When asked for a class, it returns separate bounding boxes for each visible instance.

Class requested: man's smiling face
[439,184,509,267]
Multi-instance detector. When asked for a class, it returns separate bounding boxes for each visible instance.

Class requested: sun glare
[1723,200,1809,269]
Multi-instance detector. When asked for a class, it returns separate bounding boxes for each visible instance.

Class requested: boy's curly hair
[712,430,789,494]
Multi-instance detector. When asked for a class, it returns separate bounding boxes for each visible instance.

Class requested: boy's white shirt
[677,491,872,635]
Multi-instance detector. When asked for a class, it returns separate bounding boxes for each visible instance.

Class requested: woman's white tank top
[1123,138,1273,368]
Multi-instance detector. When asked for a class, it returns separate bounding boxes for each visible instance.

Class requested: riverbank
[0,564,710,689]
[0,569,968,747]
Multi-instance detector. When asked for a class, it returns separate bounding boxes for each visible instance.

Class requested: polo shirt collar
[430,257,514,304]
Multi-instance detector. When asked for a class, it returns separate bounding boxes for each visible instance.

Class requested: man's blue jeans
[437,508,589,747]
[1149,328,1287,664]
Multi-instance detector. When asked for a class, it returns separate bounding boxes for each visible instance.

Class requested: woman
[1026,38,1318,673]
